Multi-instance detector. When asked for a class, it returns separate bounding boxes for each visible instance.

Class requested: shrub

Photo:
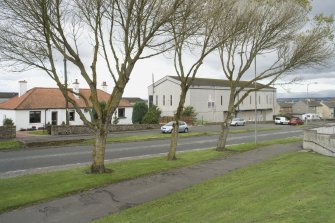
[3,118,14,127]
[181,106,197,123]
[142,105,161,124]
[132,102,148,124]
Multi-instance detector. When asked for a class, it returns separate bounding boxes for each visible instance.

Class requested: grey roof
[308,100,322,107]
[123,97,146,103]
[278,102,293,108]
[323,101,335,108]
[0,92,18,99]
[168,76,274,89]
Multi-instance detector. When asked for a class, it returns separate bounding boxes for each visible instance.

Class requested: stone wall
[303,125,335,157]
[0,126,16,139]
[51,124,161,135]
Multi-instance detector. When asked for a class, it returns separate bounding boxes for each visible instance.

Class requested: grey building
[148,76,276,123]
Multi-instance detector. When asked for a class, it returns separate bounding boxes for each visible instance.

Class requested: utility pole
[64,45,69,125]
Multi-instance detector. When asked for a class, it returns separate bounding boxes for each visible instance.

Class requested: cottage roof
[0,88,132,110]
[168,76,274,89]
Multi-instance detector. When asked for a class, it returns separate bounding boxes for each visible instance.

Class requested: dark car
[289,117,304,125]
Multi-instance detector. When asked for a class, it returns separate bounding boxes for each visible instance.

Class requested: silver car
[161,121,189,133]
[230,118,246,126]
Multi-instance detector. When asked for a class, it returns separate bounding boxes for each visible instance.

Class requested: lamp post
[254,57,257,145]
[306,82,317,123]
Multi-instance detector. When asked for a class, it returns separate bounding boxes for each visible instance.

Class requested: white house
[148,76,276,122]
[0,81,133,130]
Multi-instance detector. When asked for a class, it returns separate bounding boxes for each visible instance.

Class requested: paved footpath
[0,142,302,223]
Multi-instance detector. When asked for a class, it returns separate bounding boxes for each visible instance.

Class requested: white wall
[117,107,133,124]
[149,77,276,123]
[0,110,16,127]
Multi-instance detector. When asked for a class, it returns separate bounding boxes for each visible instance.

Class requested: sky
[0,0,334,100]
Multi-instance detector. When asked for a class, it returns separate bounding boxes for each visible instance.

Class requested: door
[51,111,58,125]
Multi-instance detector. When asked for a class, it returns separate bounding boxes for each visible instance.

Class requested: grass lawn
[0,140,22,151]
[27,130,49,135]
[0,137,300,213]
[96,151,335,223]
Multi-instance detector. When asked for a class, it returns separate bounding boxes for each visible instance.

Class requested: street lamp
[306,82,317,122]
[254,57,257,145]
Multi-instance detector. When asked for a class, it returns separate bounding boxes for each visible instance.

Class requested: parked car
[289,117,304,125]
[274,116,289,125]
[230,118,246,126]
[161,121,189,133]
[302,113,322,121]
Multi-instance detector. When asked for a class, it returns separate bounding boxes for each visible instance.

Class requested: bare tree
[0,0,183,173]
[166,0,246,160]
[215,0,334,150]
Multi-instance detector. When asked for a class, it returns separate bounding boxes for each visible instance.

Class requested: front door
[51,111,58,125]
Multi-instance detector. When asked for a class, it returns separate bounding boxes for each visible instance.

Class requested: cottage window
[69,110,75,121]
[170,95,172,106]
[163,95,165,106]
[29,111,41,123]
[156,95,158,105]
[221,96,223,106]
[118,108,125,118]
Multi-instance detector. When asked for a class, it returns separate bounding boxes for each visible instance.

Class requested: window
[118,108,125,118]
[29,111,41,123]
[163,95,165,106]
[259,95,261,104]
[250,96,252,104]
[156,95,158,105]
[221,96,223,106]
[69,110,75,121]
[170,95,172,106]
[208,101,215,108]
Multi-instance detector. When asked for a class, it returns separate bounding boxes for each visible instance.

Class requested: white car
[274,117,289,125]
[161,121,189,133]
[230,118,246,126]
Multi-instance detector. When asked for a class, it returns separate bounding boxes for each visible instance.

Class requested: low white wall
[303,125,335,157]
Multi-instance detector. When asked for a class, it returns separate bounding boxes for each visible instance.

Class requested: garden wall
[303,125,335,157]
[50,124,161,135]
[0,126,16,139]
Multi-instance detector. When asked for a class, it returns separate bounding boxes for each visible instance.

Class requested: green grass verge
[0,140,22,151]
[0,137,301,213]
[96,151,335,223]
[27,130,49,135]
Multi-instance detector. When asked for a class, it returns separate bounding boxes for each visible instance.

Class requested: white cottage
[0,81,133,130]
[148,76,276,122]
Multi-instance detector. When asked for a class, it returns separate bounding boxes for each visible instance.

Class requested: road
[0,124,303,177]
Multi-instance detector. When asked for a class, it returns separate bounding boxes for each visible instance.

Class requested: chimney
[102,81,108,92]
[72,79,80,98]
[19,80,27,97]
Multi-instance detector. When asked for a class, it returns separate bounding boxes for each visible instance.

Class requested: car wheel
[235,123,238,126]
[184,128,188,133]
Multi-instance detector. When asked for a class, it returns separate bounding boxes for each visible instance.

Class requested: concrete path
[0,142,302,223]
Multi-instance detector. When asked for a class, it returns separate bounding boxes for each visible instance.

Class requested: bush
[132,102,148,124]
[181,106,197,123]
[3,118,14,127]
[142,106,161,124]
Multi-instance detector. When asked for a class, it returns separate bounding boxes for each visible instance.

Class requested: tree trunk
[90,128,108,173]
[167,122,179,160]
[216,88,236,151]
[167,87,187,160]
[216,118,232,151]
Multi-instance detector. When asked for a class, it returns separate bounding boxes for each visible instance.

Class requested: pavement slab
[0,142,302,223]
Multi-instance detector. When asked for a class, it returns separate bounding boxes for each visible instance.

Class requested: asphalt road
[0,124,303,177]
